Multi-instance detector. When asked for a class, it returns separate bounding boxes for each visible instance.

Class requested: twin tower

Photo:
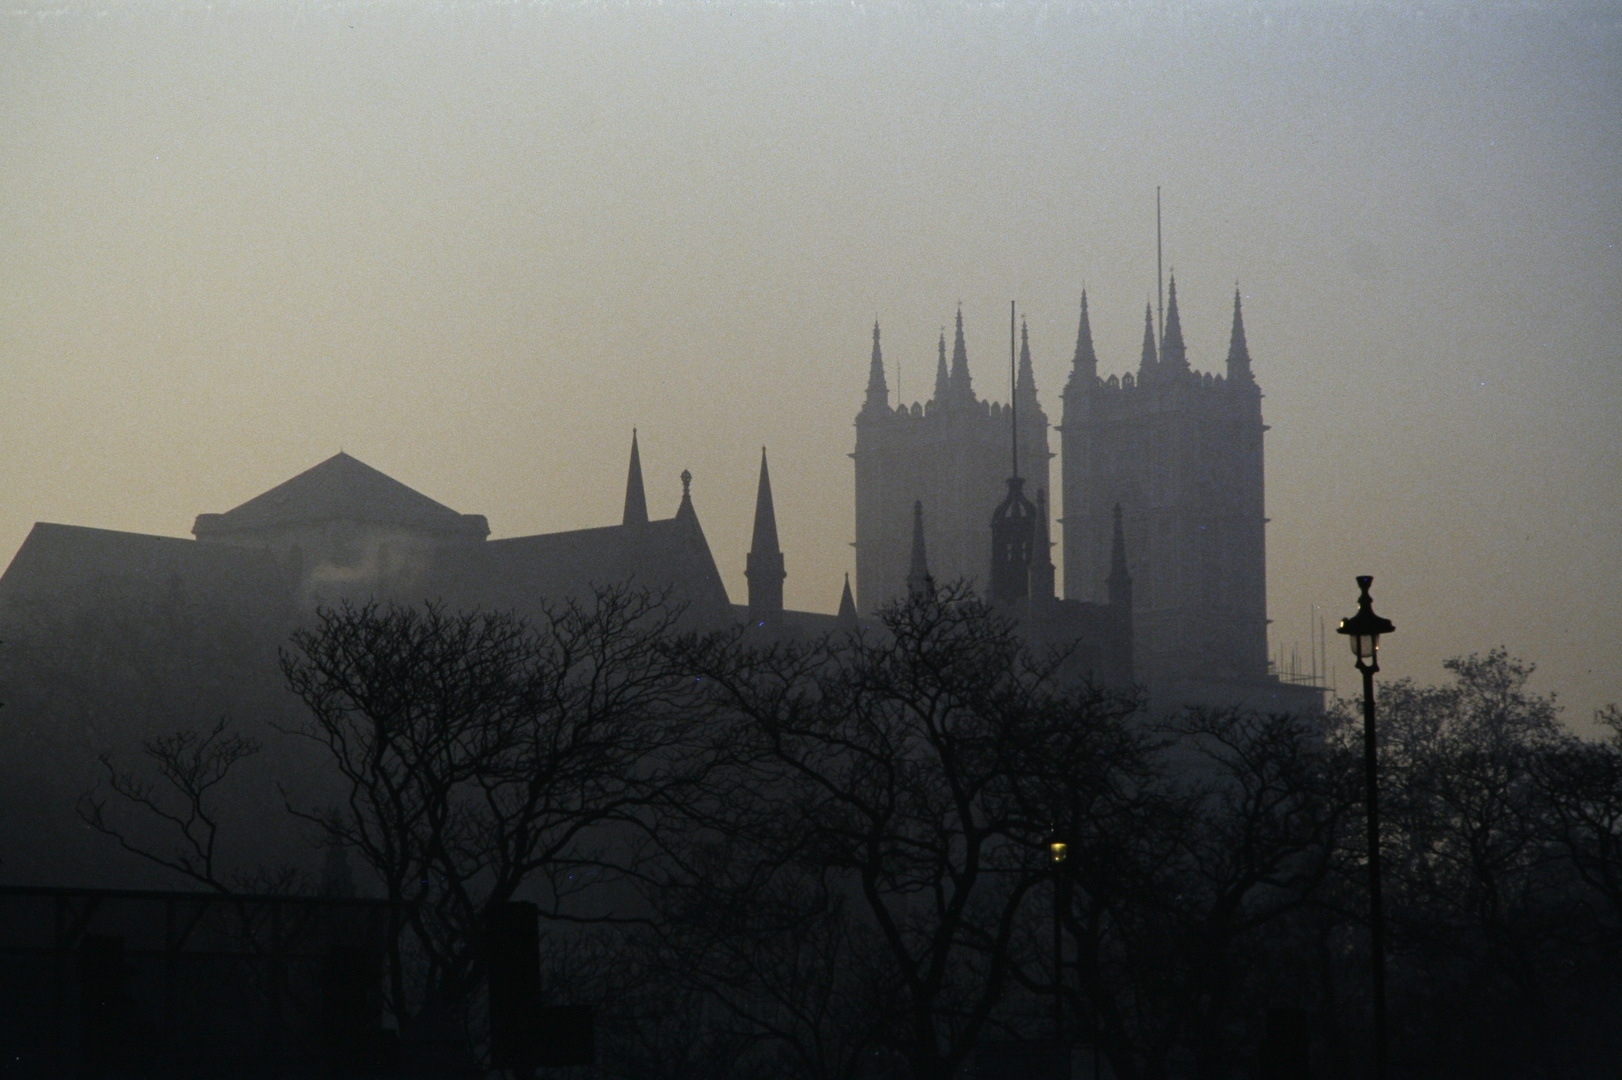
[853,278,1269,688]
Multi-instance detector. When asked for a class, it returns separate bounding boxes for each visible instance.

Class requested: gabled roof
[192,453,488,540]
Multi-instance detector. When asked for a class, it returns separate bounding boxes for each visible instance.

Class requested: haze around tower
[1,0,1618,726]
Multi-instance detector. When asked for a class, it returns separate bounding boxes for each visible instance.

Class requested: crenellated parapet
[853,310,1052,612]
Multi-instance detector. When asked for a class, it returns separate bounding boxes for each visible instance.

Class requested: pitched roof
[421,513,733,629]
[0,522,287,618]
[193,453,488,540]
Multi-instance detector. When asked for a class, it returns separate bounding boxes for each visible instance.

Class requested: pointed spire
[862,319,889,417]
[949,305,973,402]
[1160,274,1189,373]
[1107,503,1132,609]
[749,448,780,555]
[746,448,786,622]
[1017,319,1037,397]
[933,329,950,402]
[837,573,858,628]
[622,429,649,526]
[1072,291,1098,381]
[907,500,934,597]
[1138,301,1159,380]
[1226,286,1254,382]
[1029,488,1055,601]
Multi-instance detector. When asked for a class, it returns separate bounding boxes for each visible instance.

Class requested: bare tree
[278,586,704,1027]
[77,716,264,893]
[658,583,1141,1080]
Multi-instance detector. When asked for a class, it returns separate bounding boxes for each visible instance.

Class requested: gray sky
[3,0,1618,726]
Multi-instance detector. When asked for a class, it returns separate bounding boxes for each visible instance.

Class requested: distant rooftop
[192,452,489,540]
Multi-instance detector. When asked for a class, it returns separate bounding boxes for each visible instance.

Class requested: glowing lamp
[1337,575,1395,670]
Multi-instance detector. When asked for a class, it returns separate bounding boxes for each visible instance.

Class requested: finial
[1161,273,1188,373]
[746,448,785,621]
[837,572,857,625]
[950,302,972,400]
[681,469,691,498]
[1226,284,1254,381]
[623,428,649,526]
[1069,290,1098,381]
[862,315,889,415]
[1138,301,1159,379]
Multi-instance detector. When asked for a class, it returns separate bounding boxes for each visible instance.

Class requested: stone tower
[852,312,1050,611]
[1059,280,1268,686]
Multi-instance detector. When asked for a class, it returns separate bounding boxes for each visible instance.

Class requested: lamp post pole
[1049,834,1068,1079]
[1338,575,1395,1080]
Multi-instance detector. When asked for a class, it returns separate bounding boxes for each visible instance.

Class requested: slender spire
[1010,301,1018,479]
[862,319,889,417]
[837,573,858,628]
[1107,503,1132,609]
[1161,274,1189,373]
[907,500,934,597]
[745,448,786,622]
[1029,488,1055,601]
[1226,286,1254,382]
[949,305,973,401]
[933,329,950,402]
[1072,291,1098,381]
[1156,186,1164,349]
[1137,301,1159,380]
[1017,319,1038,397]
[623,429,648,526]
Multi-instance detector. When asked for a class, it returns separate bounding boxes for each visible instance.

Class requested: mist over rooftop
[1,0,1618,724]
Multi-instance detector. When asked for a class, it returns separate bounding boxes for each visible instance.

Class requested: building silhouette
[855,281,1307,709]
[1060,280,1267,691]
[853,313,1049,611]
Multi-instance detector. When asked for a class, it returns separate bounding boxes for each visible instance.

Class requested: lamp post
[1337,575,1395,1080]
[1049,831,1068,1078]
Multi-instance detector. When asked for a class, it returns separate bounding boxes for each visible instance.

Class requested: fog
[2,0,1618,724]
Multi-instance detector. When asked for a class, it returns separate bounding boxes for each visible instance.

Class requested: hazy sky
[2,0,1618,726]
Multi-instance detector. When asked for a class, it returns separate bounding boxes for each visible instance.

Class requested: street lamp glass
[1049,841,1068,864]
[1345,629,1378,661]
[1336,575,1394,665]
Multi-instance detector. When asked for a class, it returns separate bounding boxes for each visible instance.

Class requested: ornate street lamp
[1337,575,1395,1080]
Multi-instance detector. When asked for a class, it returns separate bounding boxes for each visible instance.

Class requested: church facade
[853,279,1313,711]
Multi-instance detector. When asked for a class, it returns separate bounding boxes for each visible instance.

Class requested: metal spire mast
[1157,186,1164,351]
[1010,299,1019,479]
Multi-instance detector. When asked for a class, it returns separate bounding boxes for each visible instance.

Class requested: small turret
[676,469,695,522]
[907,500,934,597]
[1137,302,1159,382]
[623,429,648,526]
[989,476,1036,605]
[745,448,786,623]
[861,320,889,418]
[1161,274,1189,374]
[837,573,858,629]
[1226,286,1254,383]
[933,330,950,403]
